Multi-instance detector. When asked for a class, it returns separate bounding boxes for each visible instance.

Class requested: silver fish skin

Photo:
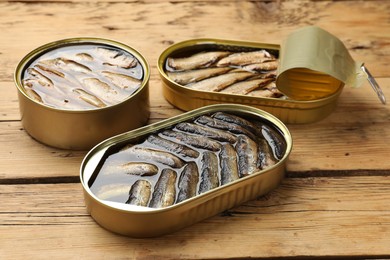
[149,168,178,208]
[101,71,141,91]
[95,183,130,200]
[24,87,43,103]
[220,78,274,95]
[167,67,232,85]
[35,64,65,78]
[82,78,126,105]
[236,135,259,177]
[26,68,53,88]
[103,162,159,176]
[175,122,237,144]
[121,145,185,168]
[216,50,274,67]
[257,138,278,169]
[96,47,137,69]
[126,180,152,207]
[187,71,254,92]
[246,82,284,98]
[75,52,94,61]
[73,88,107,108]
[261,124,285,160]
[211,112,260,137]
[254,70,277,79]
[198,151,219,194]
[82,78,116,94]
[40,57,92,74]
[229,68,276,79]
[176,162,199,203]
[161,130,222,151]
[219,143,239,185]
[195,115,257,141]
[23,79,86,109]
[167,51,231,71]
[147,135,200,158]
[243,60,279,72]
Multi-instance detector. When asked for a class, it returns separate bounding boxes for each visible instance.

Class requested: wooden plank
[1,0,389,79]
[0,121,85,180]
[0,81,20,121]
[1,0,390,259]
[6,0,266,2]
[2,0,390,120]
[1,79,389,180]
[0,176,389,258]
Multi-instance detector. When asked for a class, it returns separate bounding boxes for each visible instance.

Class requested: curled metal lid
[276,26,385,104]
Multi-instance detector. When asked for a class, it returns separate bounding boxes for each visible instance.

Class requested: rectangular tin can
[14,37,150,150]
[80,104,292,237]
[158,38,344,124]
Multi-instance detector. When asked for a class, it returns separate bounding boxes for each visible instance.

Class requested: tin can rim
[80,103,293,214]
[157,38,344,105]
[14,37,150,114]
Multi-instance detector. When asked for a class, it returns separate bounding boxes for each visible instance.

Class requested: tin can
[158,38,344,124]
[14,38,150,150]
[80,104,292,237]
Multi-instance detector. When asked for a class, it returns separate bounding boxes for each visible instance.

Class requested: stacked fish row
[93,112,285,208]
[165,49,284,98]
[22,45,143,110]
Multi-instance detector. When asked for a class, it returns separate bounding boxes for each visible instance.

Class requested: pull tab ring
[361,64,386,105]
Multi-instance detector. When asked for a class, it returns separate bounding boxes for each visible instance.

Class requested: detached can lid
[276,26,385,104]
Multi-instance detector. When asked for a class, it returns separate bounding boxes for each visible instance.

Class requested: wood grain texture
[1,176,389,258]
[2,80,389,180]
[1,0,390,258]
[1,1,389,78]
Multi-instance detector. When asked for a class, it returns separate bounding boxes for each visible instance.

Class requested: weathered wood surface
[1,79,390,181]
[1,0,390,259]
[1,176,390,259]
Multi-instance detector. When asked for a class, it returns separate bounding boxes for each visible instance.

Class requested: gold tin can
[158,38,344,124]
[80,104,292,237]
[14,38,150,150]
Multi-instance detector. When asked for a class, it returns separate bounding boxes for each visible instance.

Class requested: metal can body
[14,38,150,150]
[80,104,292,237]
[158,38,343,124]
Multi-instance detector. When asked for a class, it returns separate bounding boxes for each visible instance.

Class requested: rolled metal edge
[80,104,293,237]
[14,38,150,150]
[157,38,343,124]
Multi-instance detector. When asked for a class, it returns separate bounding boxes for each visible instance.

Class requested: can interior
[15,38,150,112]
[163,43,279,72]
[84,108,289,208]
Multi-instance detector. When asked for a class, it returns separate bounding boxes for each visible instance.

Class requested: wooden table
[1,0,389,258]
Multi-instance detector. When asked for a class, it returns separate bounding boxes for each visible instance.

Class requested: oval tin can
[80,104,292,237]
[14,38,150,150]
[158,38,344,124]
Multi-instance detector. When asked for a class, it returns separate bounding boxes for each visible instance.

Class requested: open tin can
[14,38,150,150]
[80,104,292,237]
[158,38,344,124]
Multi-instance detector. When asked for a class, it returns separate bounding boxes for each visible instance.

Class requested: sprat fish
[217,50,275,67]
[21,44,144,110]
[96,47,138,69]
[164,48,284,99]
[89,112,286,208]
[187,71,254,92]
[167,51,231,71]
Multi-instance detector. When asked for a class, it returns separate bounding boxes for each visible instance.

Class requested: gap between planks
[1,169,389,185]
